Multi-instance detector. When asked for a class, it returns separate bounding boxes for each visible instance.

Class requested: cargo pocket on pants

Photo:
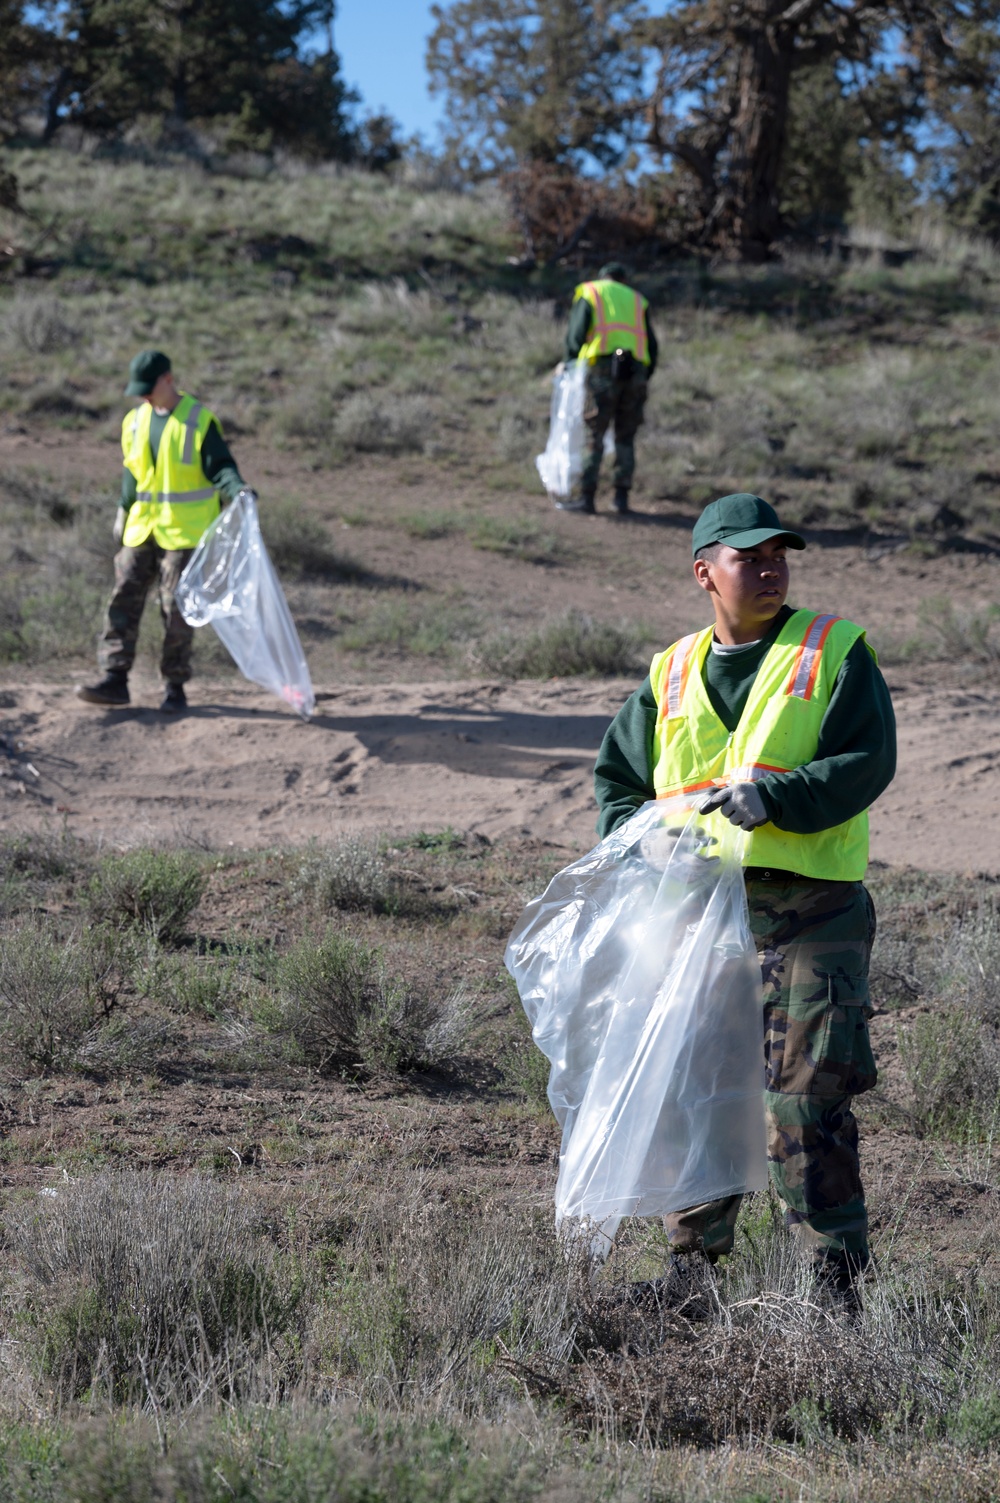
[765,971,878,1098]
[811,972,877,1097]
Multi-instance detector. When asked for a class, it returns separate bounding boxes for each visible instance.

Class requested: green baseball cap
[692,493,806,556]
[124,349,171,396]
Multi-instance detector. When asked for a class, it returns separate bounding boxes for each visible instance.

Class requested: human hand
[639,825,684,871]
[640,825,720,884]
[699,781,768,830]
[112,506,126,545]
[554,361,566,378]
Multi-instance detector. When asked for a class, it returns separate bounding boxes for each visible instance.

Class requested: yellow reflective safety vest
[649,610,874,880]
[121,394,222,550]
[574,278,650,365]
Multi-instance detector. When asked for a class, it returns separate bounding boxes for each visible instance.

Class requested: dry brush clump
[477,611,649,679]
[85,849,206,944]
[10,1172,297,1409]
[333,391,436,454]
[267,927,469,1076]
[0,922,135,1076]
[304,1185,574,1414]
[292,835,398,915]
[507,1228,971,1449]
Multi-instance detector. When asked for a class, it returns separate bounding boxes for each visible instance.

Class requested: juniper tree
[37,0,358,159]
[426,0,648,176]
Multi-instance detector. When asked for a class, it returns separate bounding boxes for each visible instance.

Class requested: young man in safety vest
[560,261,658,515]
[76,350,253,713]
[594,493,896,1312]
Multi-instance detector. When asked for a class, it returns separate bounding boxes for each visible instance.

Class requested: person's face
[693,536,790,635]
[146,371,177,409]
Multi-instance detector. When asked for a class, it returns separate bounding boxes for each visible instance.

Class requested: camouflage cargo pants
[581,360,649,494]
[664,877,878,1266]
[98,538,195,684]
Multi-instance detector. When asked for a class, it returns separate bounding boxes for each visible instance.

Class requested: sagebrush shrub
[0,923,133,1075]
[293,836,396,914]
[14,1173,292,1406]
[86,850,205,943]
[272,929,457,1074]
[333,391,433,453]
[478,611,648,678]
[468,516,559,562]
[260,496,356,579]
[5,294,80,353]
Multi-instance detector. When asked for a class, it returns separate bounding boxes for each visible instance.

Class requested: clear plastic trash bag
[175,492,315,720]
[536,361,586,501]
[505,796,767,1259]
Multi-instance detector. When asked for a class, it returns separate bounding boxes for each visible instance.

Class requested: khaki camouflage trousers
[664,877,878,1265]
[98,538,195,684]
[581,360,649,493]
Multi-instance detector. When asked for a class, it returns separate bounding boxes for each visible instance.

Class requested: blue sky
[334,1,442,142]
[334,2,680,145]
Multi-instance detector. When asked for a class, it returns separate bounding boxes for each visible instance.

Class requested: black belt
[743,865,802,882]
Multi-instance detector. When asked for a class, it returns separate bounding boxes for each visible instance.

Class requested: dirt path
[3,667,998,873]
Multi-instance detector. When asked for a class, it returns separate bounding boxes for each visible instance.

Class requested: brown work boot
[76,671,129,707]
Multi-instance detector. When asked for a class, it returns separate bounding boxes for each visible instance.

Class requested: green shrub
[917,597,1000,661]
[948,1389,1000,1450]
[478,611,649,678]
[4,294,81,353]
[259,495,358,579]
[271,930,463,1074]
[333,391,434,453]
[339,598,474,658]
[147,949,255,1018]
[398,509,459,540]
[0,924,133,1075]
[0,830,86,889]
[72,1014,179,1079]
[86,850,206,943]
[467,516,559,563]
[896,1006,998,1135]
[13,1173,292,1406]
[501,1032,551,1107]
[293,836,396,914]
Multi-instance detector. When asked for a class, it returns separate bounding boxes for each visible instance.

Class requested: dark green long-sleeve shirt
[119,406,244,511]
[594,604,896,841]
[566,291,659,376]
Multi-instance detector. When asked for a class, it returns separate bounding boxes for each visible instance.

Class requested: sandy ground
[5,424,1000,875]
[3,663,999,873]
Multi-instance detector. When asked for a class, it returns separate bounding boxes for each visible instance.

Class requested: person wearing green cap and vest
[593,493,896,1314]
[560,261,658,515]
[76,351,252,713]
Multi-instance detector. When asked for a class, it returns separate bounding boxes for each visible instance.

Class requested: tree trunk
[42,65,71,143]
[723,11,794,258]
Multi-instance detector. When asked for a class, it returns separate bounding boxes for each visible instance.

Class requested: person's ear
[693,558,715,594]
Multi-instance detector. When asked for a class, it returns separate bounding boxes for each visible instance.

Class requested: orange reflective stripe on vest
[786,612,839,699]
[648,609,874,880]
[582,282,648,361]
[661,632,700,719]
